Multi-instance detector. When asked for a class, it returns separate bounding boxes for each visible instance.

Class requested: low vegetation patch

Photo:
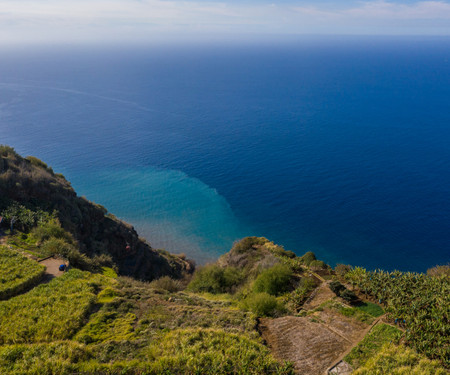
[0,246,45,299]
[146,328,294,374]
[321,300,375,324]
[285,276,317,312]
[188,264,244,294]
[76,311,136,344]
[242,292,285,317]
[355,301,384,317]
[0,341,91,375]
[352,343,449,375]
[253,264,293,296]
[345,323,402,368]
[0,269,107,344]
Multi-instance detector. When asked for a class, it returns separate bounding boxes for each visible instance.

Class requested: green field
[0,271,294,375]
[353,343,449,375]
[355,302,384,317]
[0,269,104,344]
[345,323,402,369]
[0,246,45,299]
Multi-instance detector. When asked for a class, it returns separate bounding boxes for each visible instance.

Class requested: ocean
[1,37,449,271]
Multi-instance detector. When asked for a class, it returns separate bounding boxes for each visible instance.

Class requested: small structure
[59,264,66,272]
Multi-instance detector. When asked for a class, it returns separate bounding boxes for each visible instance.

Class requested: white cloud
[0,0,449,43]
[292,1,450,20]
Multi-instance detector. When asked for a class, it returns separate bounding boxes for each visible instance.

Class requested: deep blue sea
[1,37,449,271]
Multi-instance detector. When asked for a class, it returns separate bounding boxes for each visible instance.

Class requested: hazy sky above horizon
[0,0,449,44]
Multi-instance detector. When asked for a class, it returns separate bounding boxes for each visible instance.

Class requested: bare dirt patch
[303,283,335,311]
[260,310,371,375]
[312,309,369,343]
[260,316,349,374]
[39,257,68,281]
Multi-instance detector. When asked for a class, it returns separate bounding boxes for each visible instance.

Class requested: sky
[0,0,449,44]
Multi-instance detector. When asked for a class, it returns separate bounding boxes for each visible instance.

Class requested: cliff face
[0,146,193,280]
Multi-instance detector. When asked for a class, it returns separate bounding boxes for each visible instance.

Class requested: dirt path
[39,257,67,281]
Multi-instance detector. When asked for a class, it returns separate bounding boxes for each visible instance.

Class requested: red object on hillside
[126,245,131,251]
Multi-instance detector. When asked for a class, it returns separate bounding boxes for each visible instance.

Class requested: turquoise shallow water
[0,38,449,271]
[69,167,247,263]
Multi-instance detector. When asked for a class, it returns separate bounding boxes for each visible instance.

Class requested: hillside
[0,146,448,374]
[0,145,192,280]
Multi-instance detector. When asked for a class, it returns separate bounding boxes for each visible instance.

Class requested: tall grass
[353,343,449,375]
[344,323,402,369]
[145,328,294,374]
[0,341,90,375]
[0,269,102,344]
[0,246,45,299]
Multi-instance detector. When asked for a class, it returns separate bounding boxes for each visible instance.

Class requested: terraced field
[0,246,45,299]
[0,269,103,344]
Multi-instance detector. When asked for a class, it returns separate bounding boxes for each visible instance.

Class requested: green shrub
[25,156,54,174]
[328,280,358,303]
[40,237,101,272]
[54,173,67,180]
[223,266,244,288]
[329,280,346,296]
[253,264,293,296]
[300,251,316,266]
[97,287,119,303]
[284,250,296,259]
[427,264,450,277]
[340,289,358,303]
[309,260,327,270]
[243,293,284,317]
[232,237,267,254]
[149,276,183,292]
[40,237,76,258]
[335,264,352,278]
[102,267,118,278]
[92,253,115,269]
[0,145,18,157]
[188,265,243,294]
[269,245,296,259]
[1,202,52,232]
[32,218,74,244]
[285,277,317,311]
